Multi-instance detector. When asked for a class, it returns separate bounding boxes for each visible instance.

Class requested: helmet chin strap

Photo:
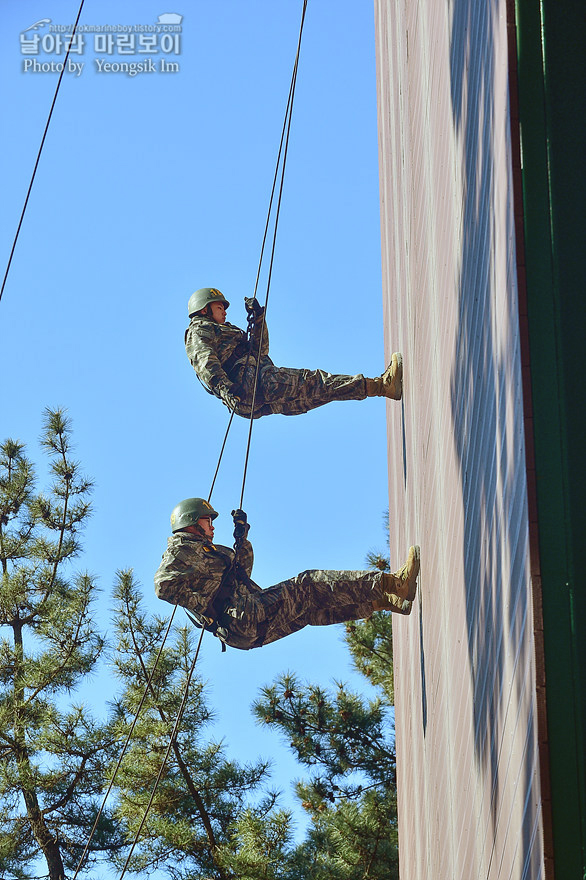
[183,523,208,538]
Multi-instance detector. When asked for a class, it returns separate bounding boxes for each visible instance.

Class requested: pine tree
[110,571,292,880]
[0,409,125,879]
[252,511,399,880]
[253,671,398,879]
[354,509,394,698]
[2,417,401,880]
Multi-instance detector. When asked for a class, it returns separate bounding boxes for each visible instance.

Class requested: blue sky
[1,0,393,845]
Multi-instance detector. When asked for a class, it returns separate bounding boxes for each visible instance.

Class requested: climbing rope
[0,3,184,875]
[72,4,309,873]
[250,0,308,305]
[117,624,206,880]
[208,0,308,508]
[207,409,237,501]
[73,5,310,875]
[70,608,179,880]
[2,0,306,873]
[113,5,310,871]
[239,0,307,509]
[0,0,86,305]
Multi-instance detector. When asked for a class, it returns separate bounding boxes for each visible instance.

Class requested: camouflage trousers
[220,569,385,650]
[229,361,367,418]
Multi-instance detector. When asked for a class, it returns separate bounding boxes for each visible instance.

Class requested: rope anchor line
[0,1,87,305]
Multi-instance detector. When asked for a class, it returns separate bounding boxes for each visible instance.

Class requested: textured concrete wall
[374,0,545,877]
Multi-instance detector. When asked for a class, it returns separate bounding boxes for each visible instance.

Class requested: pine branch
[121,573,224,873]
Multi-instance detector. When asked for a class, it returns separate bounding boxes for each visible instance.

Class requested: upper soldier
[184,287,403,419]
[154,498,421,651]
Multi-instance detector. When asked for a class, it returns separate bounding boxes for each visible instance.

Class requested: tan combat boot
[365,352,403,400]
[380,545,420,604]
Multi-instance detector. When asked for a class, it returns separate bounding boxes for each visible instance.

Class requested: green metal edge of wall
[513,0,586,875]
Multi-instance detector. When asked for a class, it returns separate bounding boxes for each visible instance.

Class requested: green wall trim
[513,0,586,875]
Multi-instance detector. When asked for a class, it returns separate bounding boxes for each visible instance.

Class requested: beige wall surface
[374,0,545,877]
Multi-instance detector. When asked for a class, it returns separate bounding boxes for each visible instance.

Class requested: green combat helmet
[170,498,219,532]
[188,288,230,317]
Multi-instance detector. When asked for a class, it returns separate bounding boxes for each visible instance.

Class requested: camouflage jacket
[154,531,259,619]
[184,314,270,393]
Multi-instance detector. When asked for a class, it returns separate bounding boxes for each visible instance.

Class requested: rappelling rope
[250,0,308,306]
[208,0,308,507]
[0,0,86,305]
[239,0,307,509]
[0,5,177,877]
[7,6,183,877]
[7,0,306,872]
[207,410,237,502]
[116,623,206,880]
[96,4,310,874]
[70,609,179,880]
[113,5,310,871]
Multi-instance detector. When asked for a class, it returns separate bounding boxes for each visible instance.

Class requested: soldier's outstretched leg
[364,353,403,400]
[235,353,403,418]
[222,548,420,649]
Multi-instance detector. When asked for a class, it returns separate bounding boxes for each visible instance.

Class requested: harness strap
[220,338,252,376]
[195,337,252,400]
[184,539,241,652]
[184,607,229,651]
[184,515,259,653]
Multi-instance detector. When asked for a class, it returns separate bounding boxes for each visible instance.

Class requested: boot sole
[403,545,420,601]
[373,595,413,615]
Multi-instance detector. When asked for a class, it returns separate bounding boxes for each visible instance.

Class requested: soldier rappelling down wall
[185,288,403,418]
[154,499,421,650]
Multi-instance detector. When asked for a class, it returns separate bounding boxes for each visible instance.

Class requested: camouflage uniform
[184,314,367,419]
[154,531,386,650]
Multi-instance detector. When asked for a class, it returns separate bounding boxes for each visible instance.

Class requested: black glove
[231,508,250,540]
[217,383,241,411]
[244,296,265,320]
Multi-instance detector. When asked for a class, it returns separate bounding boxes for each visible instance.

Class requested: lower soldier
[184,287,403,419]
[154,498,421,651]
